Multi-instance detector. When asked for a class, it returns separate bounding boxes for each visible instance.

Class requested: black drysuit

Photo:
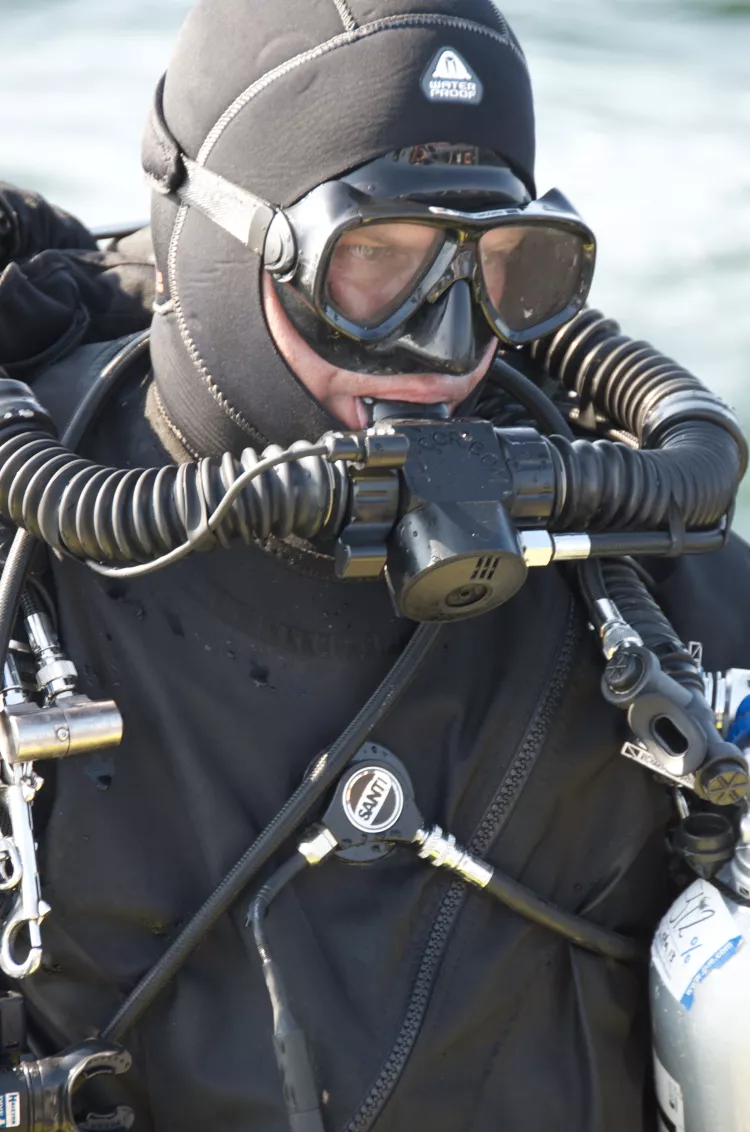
[7,329,748,1132]
[2,1,750,1127]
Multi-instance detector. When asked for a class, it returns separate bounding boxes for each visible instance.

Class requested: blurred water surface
[2,0,749,525]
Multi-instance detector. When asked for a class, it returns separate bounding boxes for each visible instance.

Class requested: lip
[349,374,481,404]
[328,340,498,429]
[334,338,498,404]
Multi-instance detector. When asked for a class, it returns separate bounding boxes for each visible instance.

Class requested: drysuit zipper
[344,597,581,1132]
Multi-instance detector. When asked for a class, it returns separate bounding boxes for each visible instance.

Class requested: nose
[394,279,484,376]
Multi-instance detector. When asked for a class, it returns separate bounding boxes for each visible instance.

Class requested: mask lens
[326,222,444,327]
[479,224,587,333]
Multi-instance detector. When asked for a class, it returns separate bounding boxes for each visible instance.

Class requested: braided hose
[0,430,347,564]
[530,309,747,532]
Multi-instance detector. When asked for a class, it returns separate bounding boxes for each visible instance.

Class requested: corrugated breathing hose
[531,308,747,532]
[0,306,745,576]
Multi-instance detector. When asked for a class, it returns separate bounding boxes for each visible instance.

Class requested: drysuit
[1,2,749,1130]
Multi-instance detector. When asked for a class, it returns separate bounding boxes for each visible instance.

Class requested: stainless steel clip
[0,760,49,978]
[0,598,123,980]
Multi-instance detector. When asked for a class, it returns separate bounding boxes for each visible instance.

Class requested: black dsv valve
[602,644,749,804]
[336,418,552,621]
[0,1038,132,1131]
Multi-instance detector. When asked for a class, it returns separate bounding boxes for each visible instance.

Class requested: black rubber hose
[484,865,645,963]
[102,621,442,1043]
[249,855,325,1132]
[578,557,702,695]
[249,853,309,960]
[482,356,576,440]
[549,424,741,531]
[0,430,346,563]
[0,334,152,677]
[531,309,746,532]
[0,317,743,565]
[530,308,744,451]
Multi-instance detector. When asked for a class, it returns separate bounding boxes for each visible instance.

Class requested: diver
[0,2,748,1130]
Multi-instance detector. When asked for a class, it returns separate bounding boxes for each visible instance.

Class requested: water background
[2,0,749,526]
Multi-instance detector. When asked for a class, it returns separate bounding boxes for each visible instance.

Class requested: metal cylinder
[0,696,123,763]
[651,877,750,1131]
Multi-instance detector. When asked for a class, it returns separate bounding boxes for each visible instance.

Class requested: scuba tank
[651,672,750,1132]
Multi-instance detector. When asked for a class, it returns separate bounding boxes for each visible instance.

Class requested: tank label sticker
[652,878,744,1010]
[0,1092,20,1128]
[654,1053,685,1132]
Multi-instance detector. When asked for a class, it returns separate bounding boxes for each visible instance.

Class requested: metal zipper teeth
[344,599,581,1132]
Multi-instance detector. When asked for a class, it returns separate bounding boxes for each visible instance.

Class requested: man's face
[262,270,498,429]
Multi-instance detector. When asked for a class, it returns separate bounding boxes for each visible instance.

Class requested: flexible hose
[0,431,347,564]
[0,335,153,677]
[549,425,740,531]
[0,531,36,678]
[248,854,326,1132]
[485,864,644,963]
[531,309,746,532]
[83,444,333,580]
[102,621,442,1043]
[249,854,309,962]
[578,558,702,694]
[530,308,741,444]
[0,312,743,567]
[480,356,576,439]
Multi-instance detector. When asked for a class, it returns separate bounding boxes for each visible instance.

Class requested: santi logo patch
[422,47,483,105]
[342,766,404,834]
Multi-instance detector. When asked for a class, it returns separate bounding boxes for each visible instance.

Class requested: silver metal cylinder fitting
[594,599,644,659]
[519,531,554,568]
[551,533,592,561]
[23,608,78,700]
[0,695,123,764]
[414,826,493,888]
[2,658,25,707]
[297,826,339,866]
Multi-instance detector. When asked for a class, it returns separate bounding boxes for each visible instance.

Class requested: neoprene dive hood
[141,0,537,454]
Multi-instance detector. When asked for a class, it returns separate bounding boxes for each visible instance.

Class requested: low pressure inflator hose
[247,746,644,1132]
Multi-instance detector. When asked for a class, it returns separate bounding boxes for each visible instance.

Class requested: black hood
[143,0,536,455]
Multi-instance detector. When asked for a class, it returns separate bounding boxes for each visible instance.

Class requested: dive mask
[169,143,596,375]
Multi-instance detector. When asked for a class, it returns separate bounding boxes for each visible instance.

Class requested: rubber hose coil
[531,309,747,532]
[0,432,348,563]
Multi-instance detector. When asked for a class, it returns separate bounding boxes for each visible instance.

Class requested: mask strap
[177,156,277,256]
[141,74,294,268]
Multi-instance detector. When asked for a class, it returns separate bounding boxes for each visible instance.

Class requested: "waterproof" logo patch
[422,48,484,105]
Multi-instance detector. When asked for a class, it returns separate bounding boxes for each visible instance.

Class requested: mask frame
[279,177,596,348]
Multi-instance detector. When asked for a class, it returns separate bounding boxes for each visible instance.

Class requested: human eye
[344,242,393,262]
